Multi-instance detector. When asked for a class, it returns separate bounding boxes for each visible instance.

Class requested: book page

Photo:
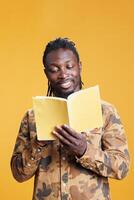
[67,85,103,132]
[33,97,69,140]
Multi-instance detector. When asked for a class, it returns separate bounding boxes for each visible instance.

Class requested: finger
[52,130,71,146]
[61,124,80,139]
[54,126,76,144]
[81,131,87,138]
[55,126,83,147]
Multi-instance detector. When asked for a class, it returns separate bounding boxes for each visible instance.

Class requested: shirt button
[37,148,41,152]
[62,157,66,161]
[31,156,34,161]
[27,163,31,167]
[63,183,66,187]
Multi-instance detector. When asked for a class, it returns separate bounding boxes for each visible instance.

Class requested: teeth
[60,81,72,89]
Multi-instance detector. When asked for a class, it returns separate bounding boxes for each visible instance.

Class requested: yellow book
[33,85,103,140]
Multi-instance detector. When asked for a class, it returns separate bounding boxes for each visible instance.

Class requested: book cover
[33,85,103,140]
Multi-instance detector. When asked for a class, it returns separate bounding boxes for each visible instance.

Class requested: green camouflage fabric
[11,100,130,200]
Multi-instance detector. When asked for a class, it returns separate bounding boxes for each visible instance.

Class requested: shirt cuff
[75,142,102,170]
[22,138,48,168]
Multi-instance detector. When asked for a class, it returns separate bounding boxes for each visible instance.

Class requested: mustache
[56,78,73,85]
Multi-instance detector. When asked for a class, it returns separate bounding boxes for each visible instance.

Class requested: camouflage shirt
[11,100,130,200]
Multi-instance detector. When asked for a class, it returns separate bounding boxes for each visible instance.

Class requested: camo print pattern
[10,100,130,200]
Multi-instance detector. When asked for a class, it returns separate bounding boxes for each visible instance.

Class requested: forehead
[46,48,78,65]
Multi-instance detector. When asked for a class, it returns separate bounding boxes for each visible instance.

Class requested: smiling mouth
[58,81,72,89]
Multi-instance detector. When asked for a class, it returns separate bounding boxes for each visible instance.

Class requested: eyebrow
[48,60,72,66]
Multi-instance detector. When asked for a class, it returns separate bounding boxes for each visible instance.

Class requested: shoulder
[101,99,118,115]
[27,108,35,116]
[101,100,121,127]
[21,108,35,122]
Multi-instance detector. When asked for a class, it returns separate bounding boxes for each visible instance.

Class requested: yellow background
[0,0,133,199]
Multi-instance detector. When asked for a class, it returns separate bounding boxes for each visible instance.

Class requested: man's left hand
[52,124,87,158]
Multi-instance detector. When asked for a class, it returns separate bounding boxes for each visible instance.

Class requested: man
[11,38,130,200]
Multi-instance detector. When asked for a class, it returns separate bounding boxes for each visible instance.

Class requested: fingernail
[52,130,57,135]
[55,125,61,129]
[63,124,68,127]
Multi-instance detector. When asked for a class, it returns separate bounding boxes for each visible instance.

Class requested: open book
[33,85,103,140]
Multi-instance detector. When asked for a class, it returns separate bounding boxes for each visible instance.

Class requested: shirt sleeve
[10,111,47,182]
[76,104,130,180]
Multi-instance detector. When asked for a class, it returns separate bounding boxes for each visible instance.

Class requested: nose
[58,68,68,79]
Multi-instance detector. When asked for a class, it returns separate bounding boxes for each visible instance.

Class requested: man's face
[44,48,82,98]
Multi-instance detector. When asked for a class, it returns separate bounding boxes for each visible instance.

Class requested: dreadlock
[43,37,84,96]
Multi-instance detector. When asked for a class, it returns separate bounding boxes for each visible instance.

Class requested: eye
[48,66,59,73]
[66,64,73,69]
